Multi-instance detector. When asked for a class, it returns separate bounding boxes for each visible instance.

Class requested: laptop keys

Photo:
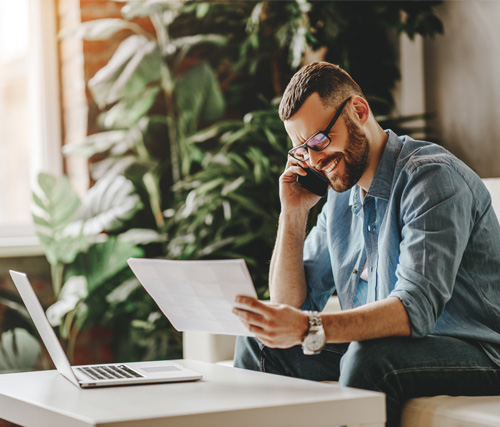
[76,365,144,381]
[118,365,143,378]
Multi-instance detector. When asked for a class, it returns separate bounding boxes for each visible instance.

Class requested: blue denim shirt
[302,130,500,366]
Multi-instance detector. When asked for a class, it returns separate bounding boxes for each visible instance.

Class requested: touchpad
[141,366,181,373]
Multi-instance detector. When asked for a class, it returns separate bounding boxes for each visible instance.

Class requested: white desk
[0,359,385,427]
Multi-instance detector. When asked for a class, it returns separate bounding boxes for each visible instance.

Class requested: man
[232,62,500,426]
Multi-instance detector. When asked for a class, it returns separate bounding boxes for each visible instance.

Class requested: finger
[254,335,280,348]
[234,296,275,317]
[232,307,269,328]
[298,160,310,169]
[235,316,271,342]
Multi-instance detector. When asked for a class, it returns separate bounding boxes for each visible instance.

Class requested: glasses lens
[308,132,329,150]
[290,146,308,160]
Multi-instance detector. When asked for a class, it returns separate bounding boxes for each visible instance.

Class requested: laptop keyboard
[76,365,144,381]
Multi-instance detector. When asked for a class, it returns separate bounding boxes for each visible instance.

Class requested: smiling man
[232,62,500,426]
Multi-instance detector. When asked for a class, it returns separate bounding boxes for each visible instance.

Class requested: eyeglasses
[288,97,351,162]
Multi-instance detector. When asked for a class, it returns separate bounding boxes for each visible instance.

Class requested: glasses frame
[288,97,352,162]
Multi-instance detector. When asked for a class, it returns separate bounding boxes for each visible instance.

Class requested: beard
[319,116,370,193]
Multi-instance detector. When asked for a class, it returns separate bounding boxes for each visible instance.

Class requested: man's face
[285,93,370,193]
[316,114,370,192]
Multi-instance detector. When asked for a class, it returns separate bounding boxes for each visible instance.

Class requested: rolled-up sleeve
[389,160,474,337]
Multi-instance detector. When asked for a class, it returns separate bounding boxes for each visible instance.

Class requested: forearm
[233,295,411,350]
[269,209,309,307]
[322,296,411,343]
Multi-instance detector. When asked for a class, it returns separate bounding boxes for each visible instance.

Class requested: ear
[350,96,370,126]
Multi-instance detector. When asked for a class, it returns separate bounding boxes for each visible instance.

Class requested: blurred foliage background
[6,0,444,368]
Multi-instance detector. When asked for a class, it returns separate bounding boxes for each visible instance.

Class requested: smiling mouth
[322,156,342,174]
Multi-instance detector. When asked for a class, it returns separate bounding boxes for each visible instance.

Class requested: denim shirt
[302,130,500,366]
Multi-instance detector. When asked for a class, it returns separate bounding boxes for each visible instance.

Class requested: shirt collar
[349,129,403,205]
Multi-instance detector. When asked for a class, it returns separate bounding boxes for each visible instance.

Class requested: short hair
[278,62,365,121]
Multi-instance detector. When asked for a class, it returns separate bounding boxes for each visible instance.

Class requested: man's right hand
[279,158,324,213]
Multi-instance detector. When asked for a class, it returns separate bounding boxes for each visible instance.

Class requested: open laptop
[9,270,202,388]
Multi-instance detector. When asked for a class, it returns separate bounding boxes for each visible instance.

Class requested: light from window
[0,0,62,256]
[0,0,31,227]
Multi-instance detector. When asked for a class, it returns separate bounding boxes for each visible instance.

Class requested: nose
[307,149,325,169]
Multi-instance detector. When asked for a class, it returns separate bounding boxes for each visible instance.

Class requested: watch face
[305,333,325,352]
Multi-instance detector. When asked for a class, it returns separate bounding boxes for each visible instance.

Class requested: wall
[0,257,51,303]
[424,1,500,178]
[57,0,156,193]
[57,0,124,195]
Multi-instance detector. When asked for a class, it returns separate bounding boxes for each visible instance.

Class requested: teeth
[324,158,340,173]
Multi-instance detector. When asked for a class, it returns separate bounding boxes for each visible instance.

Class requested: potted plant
[31,0,443,364]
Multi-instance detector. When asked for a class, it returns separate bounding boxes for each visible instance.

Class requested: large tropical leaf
[67,236,144,293]
[0,328,41,373]
[88,35,161,108]
[0,289,36,338]
[0,290,30,323]
[171,34,228,69]
[121,0,184,20]
[61,18,144,41]
[32,173,80,232]
[90,155,138,182]
[97,86,161,130]
[175,63,225,134]
[62,130,129,158]
[32,173,89,265]
[66,175,144,236]
[46,276,88,328]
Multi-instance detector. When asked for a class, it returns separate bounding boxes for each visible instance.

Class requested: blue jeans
[234,335,500,427]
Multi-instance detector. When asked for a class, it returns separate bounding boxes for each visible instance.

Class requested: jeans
[234,335,500,427]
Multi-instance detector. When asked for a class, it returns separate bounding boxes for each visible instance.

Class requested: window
[0,0,62,257]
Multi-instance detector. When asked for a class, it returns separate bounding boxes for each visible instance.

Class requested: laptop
[9,270,202,388]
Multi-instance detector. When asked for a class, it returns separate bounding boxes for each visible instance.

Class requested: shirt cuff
[389,268,446,338]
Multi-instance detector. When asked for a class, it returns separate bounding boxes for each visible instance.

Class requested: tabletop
[0,359,385,427]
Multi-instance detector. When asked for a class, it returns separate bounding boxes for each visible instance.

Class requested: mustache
[316,153,343,171]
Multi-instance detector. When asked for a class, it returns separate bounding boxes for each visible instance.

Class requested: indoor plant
[32,0,443,363]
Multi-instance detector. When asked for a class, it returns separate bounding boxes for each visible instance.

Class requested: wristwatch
[301,311,326,355]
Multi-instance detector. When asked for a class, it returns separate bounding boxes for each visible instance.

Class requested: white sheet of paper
[128,258,257,336]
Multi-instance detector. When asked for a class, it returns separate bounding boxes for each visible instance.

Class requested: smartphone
[297,166,329,197]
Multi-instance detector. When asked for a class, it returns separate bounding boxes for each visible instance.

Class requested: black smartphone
[297,166,329,197]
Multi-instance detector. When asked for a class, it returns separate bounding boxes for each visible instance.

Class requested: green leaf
[175,63,225,135]
[221,176,245,197]
[47,235,91,266]
[195,3,210,18]
[32,173,89,266]
[46,276,88,328]
[121,0,183,20]
[67,175,144,236]
[0,329,41,373]
[226,192,274,219]
[88,35,161,108]
[62,130,129,158]
[105,277,141,304]
[289,26,307,68]
[60,19,141,41]
[68,236,143,293]
[0,291,30,323]
[118,228,166,245]
[98,86,161,130]
[172,34,228,69]
[90,155,138,181]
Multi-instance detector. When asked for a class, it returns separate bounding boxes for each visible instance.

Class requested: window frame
[0,0,62,258]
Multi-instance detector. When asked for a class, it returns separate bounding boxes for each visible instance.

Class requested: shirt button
[352,269,358,274]
[368,225,371,231]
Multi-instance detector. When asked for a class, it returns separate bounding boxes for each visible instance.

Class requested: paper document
[128,258,257,336]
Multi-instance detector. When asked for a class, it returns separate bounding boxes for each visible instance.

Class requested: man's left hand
[232,296,309,348]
